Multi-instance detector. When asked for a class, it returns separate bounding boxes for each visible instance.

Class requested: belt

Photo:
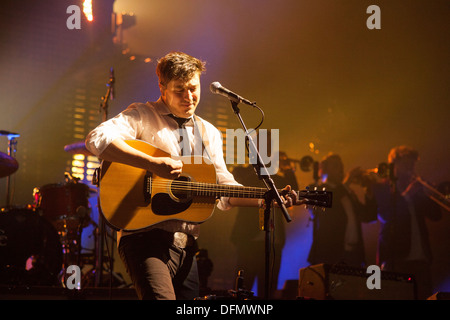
[172,231,195,249]
[156,229,195,249]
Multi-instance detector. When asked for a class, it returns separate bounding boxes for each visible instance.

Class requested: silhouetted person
[230,152,298,298]
[307,153,377,267]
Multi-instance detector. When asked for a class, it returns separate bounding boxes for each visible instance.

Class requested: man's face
[393,157,416,180]
[160,73,201,118]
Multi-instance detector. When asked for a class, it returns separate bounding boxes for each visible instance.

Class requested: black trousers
[118,229,199,300]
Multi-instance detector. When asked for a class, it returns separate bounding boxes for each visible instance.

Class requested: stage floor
[0,285,138,300]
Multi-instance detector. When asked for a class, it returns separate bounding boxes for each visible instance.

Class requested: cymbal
[64,141,94,156]
[0,151,18,178]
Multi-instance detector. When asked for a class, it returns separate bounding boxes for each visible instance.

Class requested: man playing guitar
[85,52,311,300]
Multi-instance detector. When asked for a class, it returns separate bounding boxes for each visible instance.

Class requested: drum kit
[1,71,120,289]
[0,130,99,287]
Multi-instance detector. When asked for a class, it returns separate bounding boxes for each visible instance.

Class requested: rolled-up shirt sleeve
[85,104,142,156]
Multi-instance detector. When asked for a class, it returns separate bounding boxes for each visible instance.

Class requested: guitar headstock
[297,187,333,209]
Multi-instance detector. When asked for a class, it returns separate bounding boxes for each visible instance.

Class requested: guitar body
[99,140,218,231]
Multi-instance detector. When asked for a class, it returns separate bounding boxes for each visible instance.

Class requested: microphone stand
[229,100,291,300]
[99,67,115,123]
[95,68,114,287]
[6,134,19,208]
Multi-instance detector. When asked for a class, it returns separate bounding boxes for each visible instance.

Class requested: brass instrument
[347,162,390,187]
[359,163,449,212]
[415,177,450,212]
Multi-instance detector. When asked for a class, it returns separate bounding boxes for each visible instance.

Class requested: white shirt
[85,98,239,239]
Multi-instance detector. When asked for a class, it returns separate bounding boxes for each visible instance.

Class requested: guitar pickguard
[151,175,194,215]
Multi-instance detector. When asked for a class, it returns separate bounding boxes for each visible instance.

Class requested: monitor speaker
[298,263,416,300]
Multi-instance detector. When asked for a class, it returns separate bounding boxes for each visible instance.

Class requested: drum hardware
[0,151,18,178]
[34,179,92,287]
[0,206,62,286]
[61,70,113,287]
[1,130,20,207]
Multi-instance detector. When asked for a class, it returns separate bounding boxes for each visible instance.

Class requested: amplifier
[298,263,416,300]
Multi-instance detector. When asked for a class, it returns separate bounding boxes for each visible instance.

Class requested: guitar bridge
[144,172,152,203]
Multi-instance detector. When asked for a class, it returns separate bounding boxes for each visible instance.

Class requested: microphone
[210,82,255,106]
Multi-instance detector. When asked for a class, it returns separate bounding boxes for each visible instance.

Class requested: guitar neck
[182,181,270,199]
[166,180,332,208]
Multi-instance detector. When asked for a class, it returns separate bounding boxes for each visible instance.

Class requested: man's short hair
[388,145,419,163]
[320,152,343,174]
[156,52,206,86]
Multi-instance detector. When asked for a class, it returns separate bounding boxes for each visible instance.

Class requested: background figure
[308,153,377,267]
[372,146,442,299]
[230,152,298,298]
[196,248,214,296]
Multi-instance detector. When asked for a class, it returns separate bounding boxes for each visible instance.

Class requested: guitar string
[148,179,278,195]
[145,179,327,202]
[148,180,323,194]
[148,180,267,197]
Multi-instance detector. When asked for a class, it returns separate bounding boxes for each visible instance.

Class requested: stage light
[73,154,85,161]
[72,159,85,168]
[72,167,85,174]
[83,0,94,22]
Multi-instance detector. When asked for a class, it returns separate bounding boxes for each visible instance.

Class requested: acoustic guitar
[98,140,332,231]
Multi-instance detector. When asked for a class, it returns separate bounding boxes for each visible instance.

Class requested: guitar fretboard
[192,181,268,199]
[163,179,269,199]
[147,177,331,207]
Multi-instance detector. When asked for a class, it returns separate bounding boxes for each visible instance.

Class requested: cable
[248,104,265,134]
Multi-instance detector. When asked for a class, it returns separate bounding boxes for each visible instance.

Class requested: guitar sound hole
[170,175,193,202]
